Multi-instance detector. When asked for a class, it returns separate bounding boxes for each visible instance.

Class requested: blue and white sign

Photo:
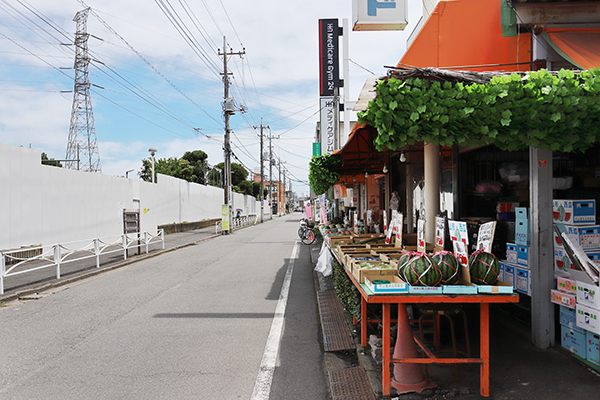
[352,0,408,31]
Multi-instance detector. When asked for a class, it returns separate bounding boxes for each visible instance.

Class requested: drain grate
[317,290,356,352]
[328,367,376,400]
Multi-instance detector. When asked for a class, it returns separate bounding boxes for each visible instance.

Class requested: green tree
[139,150,209,183]
[181,150,208,184]
[41,152,62,167]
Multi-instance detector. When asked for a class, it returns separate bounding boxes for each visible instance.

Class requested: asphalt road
[0,214,327,400]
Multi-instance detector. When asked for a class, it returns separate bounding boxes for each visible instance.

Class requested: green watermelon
[468,250,500,285]
[401,252,442,287]
[396,252,412,279]
[432,251,459,285]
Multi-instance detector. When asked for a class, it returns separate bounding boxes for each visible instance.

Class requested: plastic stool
[418,304,471,382]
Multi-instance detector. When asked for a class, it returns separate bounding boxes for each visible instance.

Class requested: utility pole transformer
[219,36,245,233]
[66,8,101,173]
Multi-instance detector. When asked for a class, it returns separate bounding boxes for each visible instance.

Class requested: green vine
[358,68,600,153]
[331,259,361,322]
[309,153,341,195]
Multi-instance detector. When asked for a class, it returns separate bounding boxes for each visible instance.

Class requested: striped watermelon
[401,252,442,287]
[396,252,413,279]
[432,251,459,285]
[468,250,500,285]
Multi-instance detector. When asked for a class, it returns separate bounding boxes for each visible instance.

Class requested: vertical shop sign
[320,96,336,154]
[318,19,339,96]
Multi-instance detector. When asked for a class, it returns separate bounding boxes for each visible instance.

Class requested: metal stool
[418,304,471,382]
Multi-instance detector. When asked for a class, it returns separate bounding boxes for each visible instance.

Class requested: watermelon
[432,251,460,285]
[401,252,442,287]
[468,250,500,285]
[396,252,413,278]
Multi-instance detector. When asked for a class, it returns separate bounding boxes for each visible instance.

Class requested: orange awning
[400,0,531,72]
[332,123,393,176]
[543,28,600,70]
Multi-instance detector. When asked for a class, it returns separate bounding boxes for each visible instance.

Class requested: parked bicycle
[298,218,316,245]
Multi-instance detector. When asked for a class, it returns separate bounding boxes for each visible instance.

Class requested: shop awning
[399,0,531,72]
[331,123,393,176]
[542,28,600,70]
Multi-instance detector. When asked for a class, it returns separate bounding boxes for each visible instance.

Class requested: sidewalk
[0,224,221,303]
[310,241,600,400]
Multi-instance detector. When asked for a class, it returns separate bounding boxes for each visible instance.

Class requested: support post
[54,245,61,279]
[424,143,440,244]
[530,147,554,348]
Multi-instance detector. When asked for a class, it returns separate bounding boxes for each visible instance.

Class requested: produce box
[577,280,600,309]
[328,235,354,247]
[343,253,380,268]
[557,276,578,294]
[560,305,582,332]
[587,331,600,366]
[351,261,396,283]
[551,289,577,308]
[476,280,514,294]
[408,285,443,294]
[380,253,405,263]
[553,199,596,225]
[506,243,518,264]
[554,225,600,251]
[516,267,531,296]
[577,303,600,335]
[366,243,398,250]
[561,324,587,358]
[442,280,478,294]
[364,276,408,293]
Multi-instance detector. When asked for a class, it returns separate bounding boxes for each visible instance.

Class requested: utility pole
[254,119,268,223]
[278,158,282,216]
[219,36,245,234]
[269,134,273,219]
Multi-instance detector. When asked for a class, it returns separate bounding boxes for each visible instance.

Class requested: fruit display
[431,251,460,285]
[468,249,500,285]
[399,252,443,287]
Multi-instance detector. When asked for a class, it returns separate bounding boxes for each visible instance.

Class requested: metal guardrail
[215,215,258,234]
[0,230,164,294]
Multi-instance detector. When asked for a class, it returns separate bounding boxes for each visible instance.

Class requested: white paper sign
[476,221,497,252]
[395,212,404,244]
[449,220,468,245]
[453,240,469,267]
[383,210,388,233]
[417,219,426,252]
[385,218,395,244]
[435,216,445,248]
[391,210,398,233]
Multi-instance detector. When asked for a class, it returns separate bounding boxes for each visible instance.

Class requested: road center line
[250,240,300,400]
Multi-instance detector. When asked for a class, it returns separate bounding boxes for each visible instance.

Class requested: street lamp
[148,147,157,183]
[125,169,134,179]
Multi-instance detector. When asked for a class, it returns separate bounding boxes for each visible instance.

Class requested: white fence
[0,230,164,294]
[215,215,258,234]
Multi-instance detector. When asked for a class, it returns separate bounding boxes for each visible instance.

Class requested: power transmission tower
[65,8,101,173]
[219,36,245,234]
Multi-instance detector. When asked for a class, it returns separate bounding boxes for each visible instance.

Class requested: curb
[0,233,221,304]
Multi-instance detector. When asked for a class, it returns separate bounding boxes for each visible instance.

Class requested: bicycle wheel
[298,227,305,239]
[301,228,316,245]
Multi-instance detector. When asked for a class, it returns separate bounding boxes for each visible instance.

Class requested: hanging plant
[358,68,600,153]
[309,153,341,195]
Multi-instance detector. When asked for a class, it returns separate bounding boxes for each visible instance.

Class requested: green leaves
[309,154,341,195]
[360,68,600,152]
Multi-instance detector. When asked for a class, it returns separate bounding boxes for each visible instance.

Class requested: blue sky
[0,0,420,196]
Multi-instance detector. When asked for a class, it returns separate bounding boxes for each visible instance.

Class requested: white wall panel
[0,143,262,250]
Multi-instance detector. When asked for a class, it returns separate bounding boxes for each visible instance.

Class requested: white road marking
[251,241,299,400]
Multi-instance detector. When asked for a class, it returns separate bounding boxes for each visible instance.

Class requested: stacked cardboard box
[498,207,531,295]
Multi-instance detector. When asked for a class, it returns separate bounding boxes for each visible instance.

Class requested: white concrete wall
[0,143,264,250]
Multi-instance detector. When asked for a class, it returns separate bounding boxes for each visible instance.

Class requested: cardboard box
[408,285,443,294]
[442,280,478,294]
[561,324,587,358]
[516,267,531,295]
[560,305,582,332]
[554,248,600,272]
[498,261,505,282]
[380,253,405,263]
[364,276,409,293]
[476,280,514,294]
[517,245,529,267]
[503,263,516,286]
[587,331,600,366]
[328,235,354,247]
[557,276,578,294]
[554,225,600,251]
[352,261,396,283]
[497,202,519,213]
[577,303,600,334]
[506,243,518,264]
[577,280,600,309]
[553,199,596,225]
[515,207,530,246]
[551,289,577,308]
